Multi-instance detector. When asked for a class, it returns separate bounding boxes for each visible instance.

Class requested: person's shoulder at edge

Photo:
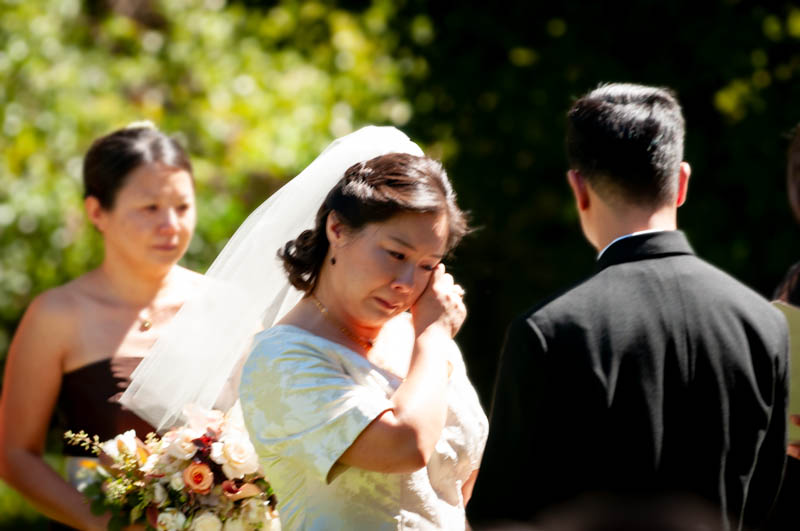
[683,253,788,329]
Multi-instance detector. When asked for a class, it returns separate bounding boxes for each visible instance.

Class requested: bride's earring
[331,256,336,265]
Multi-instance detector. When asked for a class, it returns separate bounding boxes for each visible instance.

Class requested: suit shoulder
[686,257,786,323]
[515,274,601,335]
[521,272,599,316]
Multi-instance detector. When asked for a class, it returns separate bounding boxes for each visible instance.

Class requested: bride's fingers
[790,414,800,426]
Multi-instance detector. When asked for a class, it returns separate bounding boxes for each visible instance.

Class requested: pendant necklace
[138,308,153,332]
[310,294,374,350]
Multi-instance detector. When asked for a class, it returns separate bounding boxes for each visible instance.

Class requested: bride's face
[325,210,449,328]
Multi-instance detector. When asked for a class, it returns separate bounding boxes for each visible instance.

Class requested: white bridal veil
[120,126,424,430]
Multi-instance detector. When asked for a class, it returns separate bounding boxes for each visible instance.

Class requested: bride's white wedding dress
[240,325,488,531]
[120,125,487,529]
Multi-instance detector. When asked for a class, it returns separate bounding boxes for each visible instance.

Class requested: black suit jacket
[469,231,789,531]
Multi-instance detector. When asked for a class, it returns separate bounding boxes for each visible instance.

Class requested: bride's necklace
[138,310,153,332]
[310,294,374,350]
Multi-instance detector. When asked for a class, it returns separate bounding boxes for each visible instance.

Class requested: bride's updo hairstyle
[83,121,193,210]
[280,152,468,293]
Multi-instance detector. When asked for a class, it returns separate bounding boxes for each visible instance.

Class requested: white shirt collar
[596,229,668,260]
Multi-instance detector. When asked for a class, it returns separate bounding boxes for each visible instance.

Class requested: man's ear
[84,196,106,233]
[567,170,591,211]
[325,210,346,248]
[676,162,691,207]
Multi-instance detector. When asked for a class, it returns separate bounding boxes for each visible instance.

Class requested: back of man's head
[566,83,685,208]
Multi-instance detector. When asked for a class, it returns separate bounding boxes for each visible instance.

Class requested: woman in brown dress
[0,123,201,530]
[775,125,800,306]
[766,125,800,531]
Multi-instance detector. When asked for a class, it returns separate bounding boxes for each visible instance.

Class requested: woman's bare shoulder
[27,276,89,322]
[8,275,96,367]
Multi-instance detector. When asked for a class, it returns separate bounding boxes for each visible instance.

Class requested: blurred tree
[0,0,417,525]
[0,0,416,360]
[389,0,800,401]
[2,0,800,526]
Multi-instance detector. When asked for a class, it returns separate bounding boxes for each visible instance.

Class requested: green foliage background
[1,0,799,526]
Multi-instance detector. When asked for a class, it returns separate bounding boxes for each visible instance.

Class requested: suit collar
[596,230,694,271]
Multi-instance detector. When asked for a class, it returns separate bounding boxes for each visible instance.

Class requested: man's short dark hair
[566,83,685,207]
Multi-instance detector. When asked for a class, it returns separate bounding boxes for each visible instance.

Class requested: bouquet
[65,404,279,531]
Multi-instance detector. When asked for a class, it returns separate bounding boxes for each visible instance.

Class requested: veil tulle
[120,126,424,431]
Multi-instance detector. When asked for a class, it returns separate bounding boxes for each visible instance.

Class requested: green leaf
[130,502,144,523]
[108,513,126,531]
[83,482,103,499]
[90,499,107,516]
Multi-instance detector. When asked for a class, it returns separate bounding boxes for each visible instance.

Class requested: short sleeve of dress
[239,327,395,484]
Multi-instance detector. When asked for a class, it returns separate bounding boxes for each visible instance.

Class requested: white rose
[100,439,120,460]
[222,518,246,531]
[240,498,267,524]
[141,453,160,474]
[117,430,138,454]
[153,482,168,505]
[157,508,187,530]
[164,428,200,460]
[210,432,258,479]
[190,511,223,531]
[169,471,185,492]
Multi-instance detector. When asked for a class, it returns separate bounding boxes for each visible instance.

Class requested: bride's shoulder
[246,325,329,374]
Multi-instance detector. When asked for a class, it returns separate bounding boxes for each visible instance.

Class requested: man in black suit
[468,84,789,531]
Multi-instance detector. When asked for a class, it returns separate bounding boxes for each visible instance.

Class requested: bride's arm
[462,468,479,505]
[0,291,109,531]
[338,265,464,473]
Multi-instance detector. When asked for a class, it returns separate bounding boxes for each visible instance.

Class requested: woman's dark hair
[787,124,800,225]
[774,125,800,305]
[83,124,193,209]
[280,153,468,293]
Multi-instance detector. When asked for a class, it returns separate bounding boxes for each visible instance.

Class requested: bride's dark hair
[280,152,469,293]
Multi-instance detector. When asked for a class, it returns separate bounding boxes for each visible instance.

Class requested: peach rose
[183,462,214,495]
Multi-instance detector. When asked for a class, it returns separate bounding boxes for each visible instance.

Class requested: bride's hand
[411,264,466,338]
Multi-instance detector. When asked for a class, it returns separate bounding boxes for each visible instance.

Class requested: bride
[121,126,488,530]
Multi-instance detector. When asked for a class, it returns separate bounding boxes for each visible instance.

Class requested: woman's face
[88,161,196,273]
[326,210,449,328]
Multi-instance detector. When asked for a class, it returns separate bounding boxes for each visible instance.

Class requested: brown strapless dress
[51,357,155,530]
[57,357,156,455]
